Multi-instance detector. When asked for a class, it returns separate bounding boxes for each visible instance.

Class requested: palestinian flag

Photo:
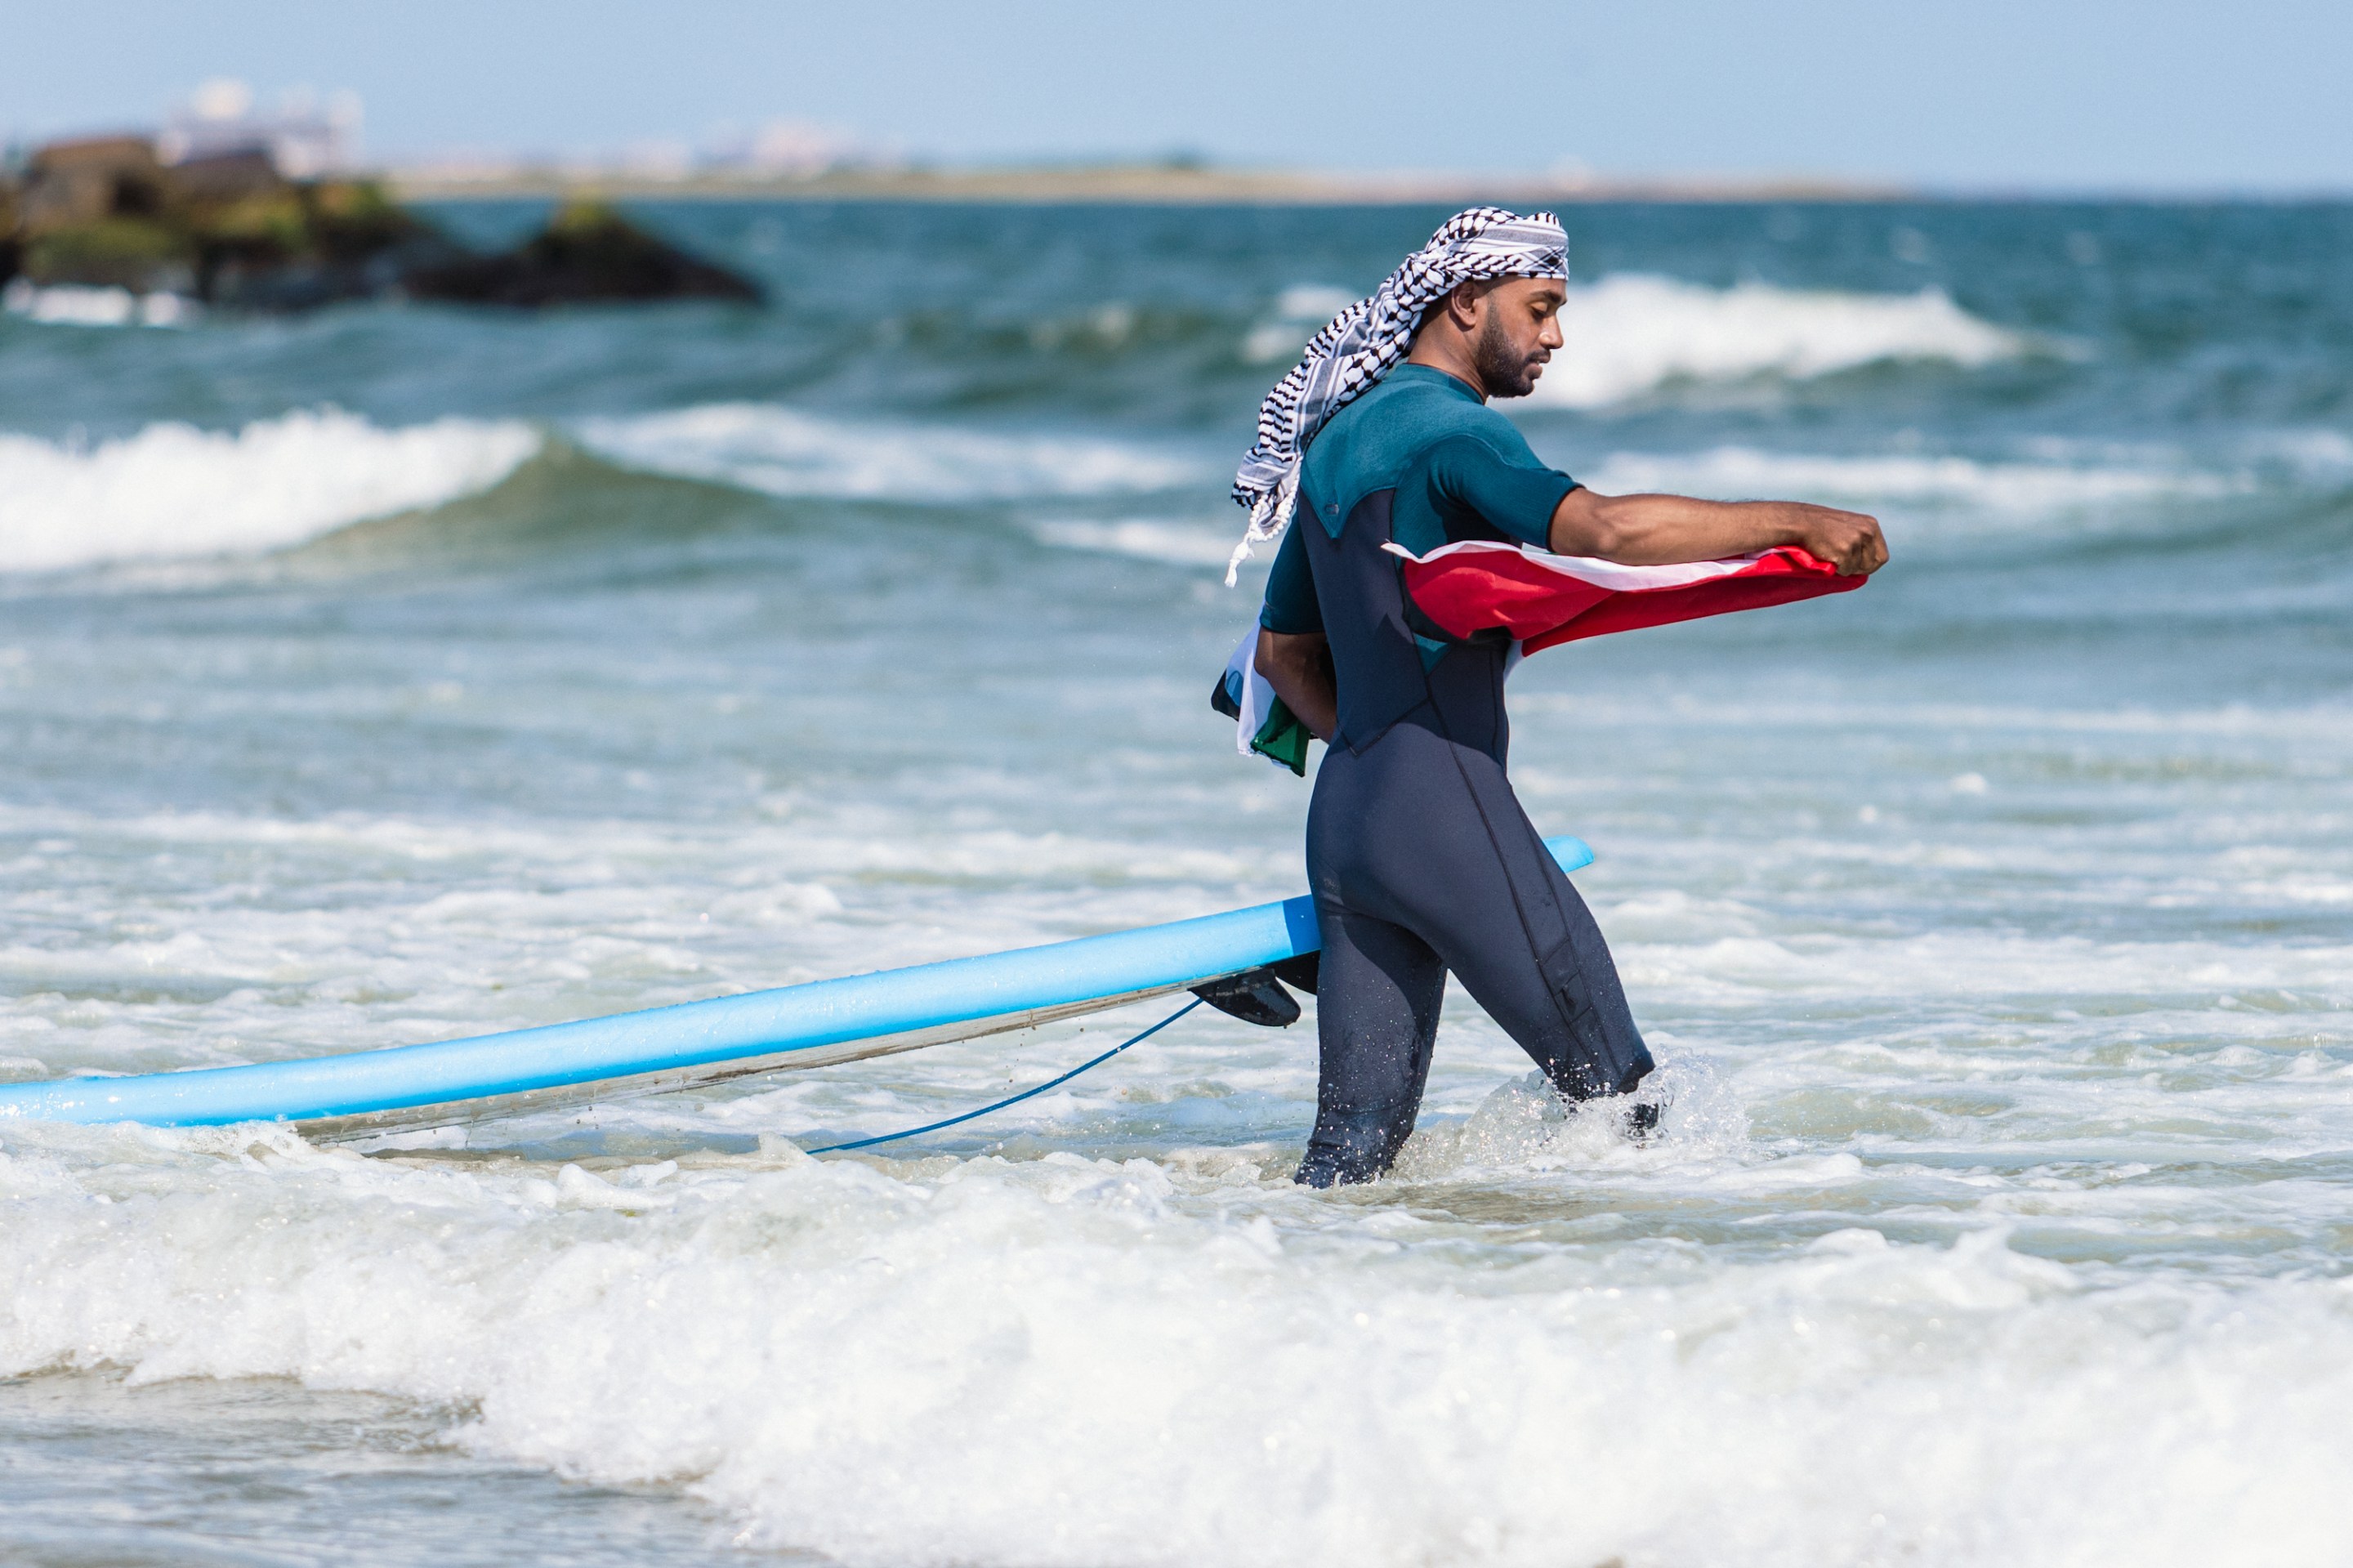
[1215,542,1861,774]
[1212,630,1315,775]
[1384,539,1862,653]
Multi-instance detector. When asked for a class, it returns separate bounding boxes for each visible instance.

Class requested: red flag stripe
[1382,540,1864,654]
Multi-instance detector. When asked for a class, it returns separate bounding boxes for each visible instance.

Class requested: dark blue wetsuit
[1260,364,1654,1186]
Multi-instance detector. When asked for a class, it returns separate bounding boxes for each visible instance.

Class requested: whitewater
[3,198,2351,1568]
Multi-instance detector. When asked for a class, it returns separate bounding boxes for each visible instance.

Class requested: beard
[1472,310,1543,398]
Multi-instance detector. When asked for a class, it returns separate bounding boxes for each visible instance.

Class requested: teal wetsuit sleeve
[1258,520,1324,635]
[1427,433,1579,548]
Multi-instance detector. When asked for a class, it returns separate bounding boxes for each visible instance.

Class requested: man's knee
[1543,1024,1653,1100]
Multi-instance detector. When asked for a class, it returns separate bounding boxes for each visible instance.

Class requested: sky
[7,0,2353,191]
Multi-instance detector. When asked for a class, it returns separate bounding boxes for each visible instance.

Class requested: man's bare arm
[1252,493,1877,751]
[1254,628,1337,743]
[1549,489,1888,577]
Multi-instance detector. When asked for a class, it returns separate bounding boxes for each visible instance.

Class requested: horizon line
[11,126,2346,203]
[376,157,2353,207]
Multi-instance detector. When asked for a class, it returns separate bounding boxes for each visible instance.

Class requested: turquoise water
[2,199,2351,1566]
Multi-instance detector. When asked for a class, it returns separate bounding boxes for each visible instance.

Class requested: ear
[1444,279,1485,331]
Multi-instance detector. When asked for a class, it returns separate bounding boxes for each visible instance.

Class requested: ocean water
[2,199,2351,1567]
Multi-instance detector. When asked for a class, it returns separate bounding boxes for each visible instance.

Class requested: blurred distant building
[157,78,361,178]
[612,140,697,180]
[13,136,168,232]
[702,118,860,176]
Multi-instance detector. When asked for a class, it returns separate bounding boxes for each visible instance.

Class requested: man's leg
[1434,863,1653,1101]
[1394,753,1654,1105]
[1295,906,1447,1187]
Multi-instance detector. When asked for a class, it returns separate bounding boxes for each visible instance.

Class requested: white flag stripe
[1380,538,1766,592]
[1221,627,1288,766]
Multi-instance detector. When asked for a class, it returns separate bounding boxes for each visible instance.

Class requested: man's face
[1471,277,1568,398]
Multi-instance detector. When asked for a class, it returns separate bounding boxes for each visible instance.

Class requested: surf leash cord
[804,996,1204,1155]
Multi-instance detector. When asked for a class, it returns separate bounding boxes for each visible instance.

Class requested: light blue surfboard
[0,837,1595,1138]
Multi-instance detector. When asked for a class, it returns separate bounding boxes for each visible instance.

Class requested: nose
[1540,315,1565,350]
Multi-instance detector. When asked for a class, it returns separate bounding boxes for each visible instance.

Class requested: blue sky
[9,0,2351,190]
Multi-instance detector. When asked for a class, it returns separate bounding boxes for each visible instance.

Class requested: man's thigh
[1373,753,1650,1097]
[1313,905,1447,1114]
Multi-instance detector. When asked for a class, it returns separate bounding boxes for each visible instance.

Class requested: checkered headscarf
[1226,206,1569,583]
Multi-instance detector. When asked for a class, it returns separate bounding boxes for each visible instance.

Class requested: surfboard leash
[803,996,1205,1155]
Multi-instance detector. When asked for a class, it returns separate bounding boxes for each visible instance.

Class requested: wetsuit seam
[1436,731,1561,1003]
[1341,516,1440,757]
[1419,653,1594,1057]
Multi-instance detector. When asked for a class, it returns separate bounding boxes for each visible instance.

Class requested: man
[1230,208,1886,1187]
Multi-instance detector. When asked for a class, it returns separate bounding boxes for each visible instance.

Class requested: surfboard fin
[1189,967,1301,1028]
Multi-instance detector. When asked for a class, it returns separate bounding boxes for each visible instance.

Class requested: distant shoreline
[383,163,1912,206]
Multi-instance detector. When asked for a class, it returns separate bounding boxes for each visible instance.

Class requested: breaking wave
[0,410,542,574]
[1578,444,2244,518]
[1526,274,2038,409]
[572,403,1200,503]
[1030,516,1239,568]
[1240,284,1360,364]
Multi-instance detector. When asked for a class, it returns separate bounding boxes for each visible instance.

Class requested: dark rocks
[400,200,762,308]
[1,136,762,313]
[191,175,463,310]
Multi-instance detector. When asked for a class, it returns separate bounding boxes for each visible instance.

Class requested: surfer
[1230,208,1886,1186]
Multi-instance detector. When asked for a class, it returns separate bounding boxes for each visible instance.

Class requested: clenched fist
[1788,503,1889,578]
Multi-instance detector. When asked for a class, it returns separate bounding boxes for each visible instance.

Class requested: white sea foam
[2,279,199,328]
[1617,927,2353,1004]
[1246,274,2038,404]
[1031,516,1239,568]
[1241,284,1359,364]
[0,410,541,573]
[1577,444,2239,517]
[573,403,1199,503]
[1526,274,2038,409]
[6,1127,2353,1567]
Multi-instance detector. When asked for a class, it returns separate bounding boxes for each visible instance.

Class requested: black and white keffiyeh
[1226,206,1569,583]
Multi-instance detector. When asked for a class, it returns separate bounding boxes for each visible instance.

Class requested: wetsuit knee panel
[1536,934,1656,1098]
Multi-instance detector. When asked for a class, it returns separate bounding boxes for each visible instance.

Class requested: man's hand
[1550,489,1889,578]
[1779,502,1888,577]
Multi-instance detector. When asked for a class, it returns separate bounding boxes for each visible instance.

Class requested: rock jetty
[402,200,762,307]
[0,136,761,313]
